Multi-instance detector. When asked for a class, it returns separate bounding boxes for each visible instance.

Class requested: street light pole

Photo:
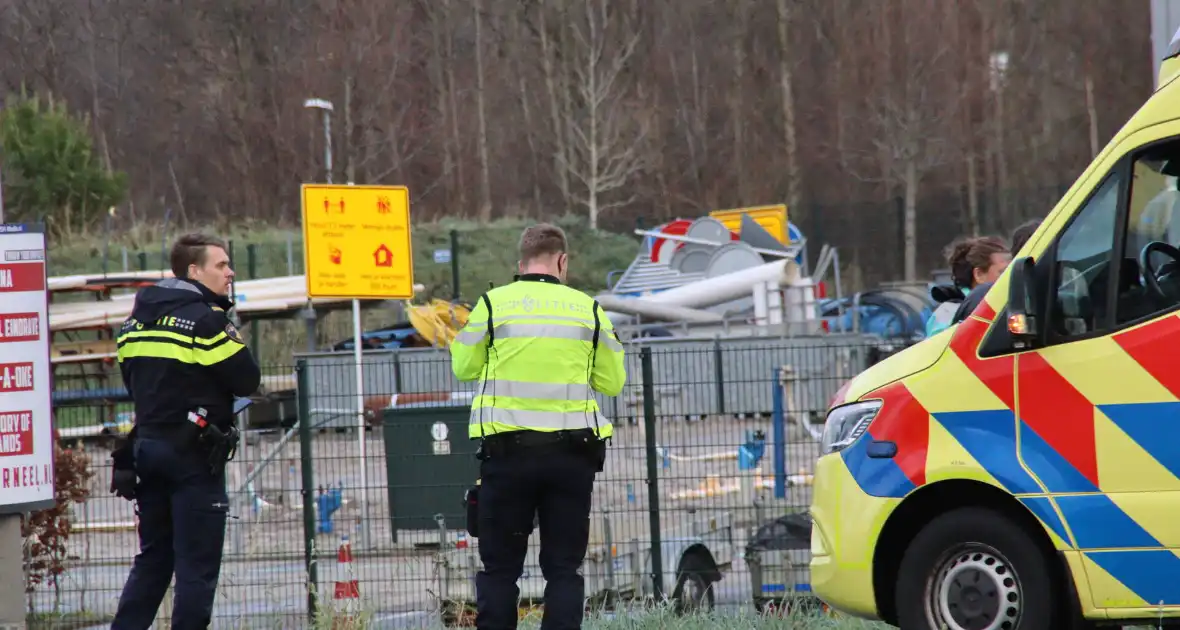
[299,98,336,357]
[303,98,334,185]
[302,97,370,549]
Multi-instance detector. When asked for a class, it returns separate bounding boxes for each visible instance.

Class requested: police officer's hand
[110,435,137,500]
[110,468,137,501]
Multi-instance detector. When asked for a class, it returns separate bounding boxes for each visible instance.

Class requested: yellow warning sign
[300,184,415,299]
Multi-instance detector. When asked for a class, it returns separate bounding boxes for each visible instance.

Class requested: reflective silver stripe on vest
[455,327,488,345]
[456,312,622,349]
[497,323,596,342]
[600,332,623,352]
[498,314,593,325]
[469,407,607,431]
[478,380,592,400]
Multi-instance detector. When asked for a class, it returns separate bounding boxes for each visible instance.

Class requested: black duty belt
[480,428,597,458]
[136,422,199,446]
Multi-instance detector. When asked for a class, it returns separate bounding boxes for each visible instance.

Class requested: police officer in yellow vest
[450,223,626,630]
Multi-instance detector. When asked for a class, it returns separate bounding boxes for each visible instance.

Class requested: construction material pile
[47,271,424,332]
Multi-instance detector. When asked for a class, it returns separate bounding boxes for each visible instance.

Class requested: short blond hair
[518,223,567,264]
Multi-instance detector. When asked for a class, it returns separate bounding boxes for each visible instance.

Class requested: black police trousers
[111,435,229,630]
[476,437,598,630]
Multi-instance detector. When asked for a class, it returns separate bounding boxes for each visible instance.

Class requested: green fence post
[450,229,461,301]
[246,243,261,360]
[249,322,263,371]
[641,346,664,600]
[296,359,318,621]
[713,337,726,416]
[246,243,257,279]
[392,352,403,395]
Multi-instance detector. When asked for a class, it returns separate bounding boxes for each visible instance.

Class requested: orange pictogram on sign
[377,196,391,214]
[329,245,342,265]
[373,244,393,267]
[324,197,346,214]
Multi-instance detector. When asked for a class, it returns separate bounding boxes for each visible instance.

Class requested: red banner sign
[0,263,45,293]
[0,313,40,343]
[0,411,33,457]
[0,363,34,393]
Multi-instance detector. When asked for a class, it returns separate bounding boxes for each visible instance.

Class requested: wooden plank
[51,352,117,365]
[52,338,117,358]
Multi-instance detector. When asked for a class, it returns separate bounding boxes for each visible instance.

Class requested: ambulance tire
[895,506,1058,630]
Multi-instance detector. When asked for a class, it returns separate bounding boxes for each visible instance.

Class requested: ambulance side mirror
[1006,256,1039,345]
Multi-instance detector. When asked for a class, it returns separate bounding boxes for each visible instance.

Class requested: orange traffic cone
[333,533,360,600]
[331,533,361,629]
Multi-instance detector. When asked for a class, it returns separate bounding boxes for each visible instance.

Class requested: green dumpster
[382,405,479,538]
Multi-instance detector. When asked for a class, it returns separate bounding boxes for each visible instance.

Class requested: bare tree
[847,1,958,280]
[419,0,468,213]
[776,0,802,214]
[473,0,493,221]
[659,0,711,211]
[732,0,749,203]
[510,7,544,213]
[557,0,650,230]
[0,0,1155,278]
[520,0,572,206]
[949,0,981,236]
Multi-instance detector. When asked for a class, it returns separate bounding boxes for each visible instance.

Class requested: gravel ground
[46,415,826,626]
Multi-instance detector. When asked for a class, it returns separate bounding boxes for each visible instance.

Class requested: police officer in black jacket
[110,233,261,630]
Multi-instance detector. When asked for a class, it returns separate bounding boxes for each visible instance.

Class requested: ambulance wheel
[896,506,1057,630]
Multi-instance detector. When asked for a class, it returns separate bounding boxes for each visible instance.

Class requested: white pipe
[595,295,723,323]
[753,281,769,326]
[600,259,799,312]
[767,282,784,325]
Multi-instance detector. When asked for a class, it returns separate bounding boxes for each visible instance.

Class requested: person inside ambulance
[1050,147,1180,337]
[924,236,1010,337]
[1125,156,1180,313]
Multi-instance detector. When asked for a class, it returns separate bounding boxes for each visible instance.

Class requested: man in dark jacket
[111,233,261,630]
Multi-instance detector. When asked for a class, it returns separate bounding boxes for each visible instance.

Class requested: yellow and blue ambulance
[810,32,1180,630]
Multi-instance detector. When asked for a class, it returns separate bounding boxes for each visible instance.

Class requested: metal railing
[37,334,907,628]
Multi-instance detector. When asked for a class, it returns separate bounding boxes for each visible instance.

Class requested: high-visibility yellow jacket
[450,274,626,439]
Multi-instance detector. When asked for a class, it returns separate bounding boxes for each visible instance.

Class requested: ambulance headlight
[820,400,882,455]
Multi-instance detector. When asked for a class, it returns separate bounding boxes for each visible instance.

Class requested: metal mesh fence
[39,333,902,628]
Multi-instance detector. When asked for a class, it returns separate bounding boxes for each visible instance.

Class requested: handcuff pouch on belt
[188,407,240,473]
[464,479,480,538]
